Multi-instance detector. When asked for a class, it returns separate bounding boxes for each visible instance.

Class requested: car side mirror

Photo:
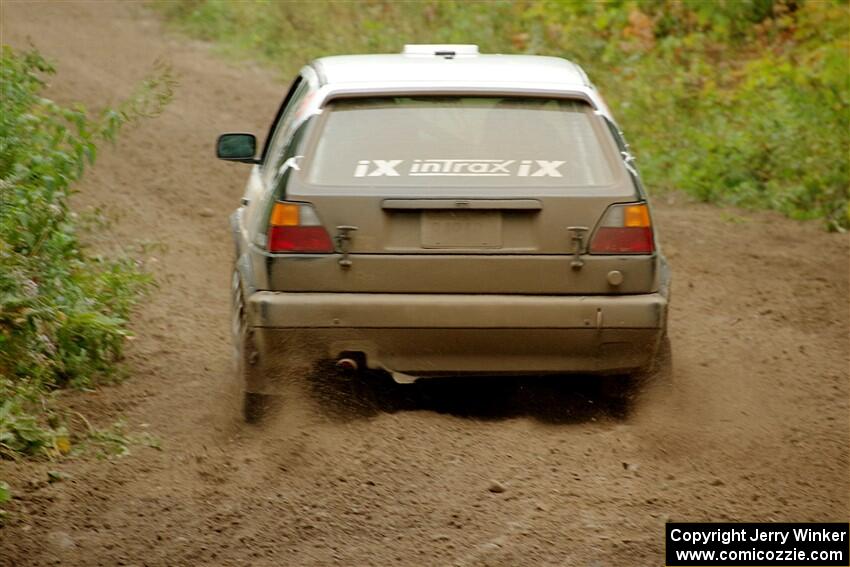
[216,133,259,163]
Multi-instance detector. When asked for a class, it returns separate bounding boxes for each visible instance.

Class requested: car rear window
[305,97,619,188]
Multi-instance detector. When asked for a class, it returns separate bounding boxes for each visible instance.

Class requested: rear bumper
[249,292,666,329]
[245,292,667,388]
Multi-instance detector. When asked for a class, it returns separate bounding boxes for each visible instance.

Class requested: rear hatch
[268,96,657,294]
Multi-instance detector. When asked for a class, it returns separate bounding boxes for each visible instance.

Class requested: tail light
[589,202,654,254]
[267,201,333,253]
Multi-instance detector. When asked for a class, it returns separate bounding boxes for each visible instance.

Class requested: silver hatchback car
[218,45,671,421]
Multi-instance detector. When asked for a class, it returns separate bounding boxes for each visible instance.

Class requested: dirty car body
[220,45,671,413]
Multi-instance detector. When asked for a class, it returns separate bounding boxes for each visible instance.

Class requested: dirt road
[1,2,848,566]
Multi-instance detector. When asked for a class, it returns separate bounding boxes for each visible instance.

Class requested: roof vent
[402,44,479,59]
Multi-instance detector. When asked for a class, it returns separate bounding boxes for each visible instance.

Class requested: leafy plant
[83,420,162,459]
[0,479,10,523]
[0,45,175,458]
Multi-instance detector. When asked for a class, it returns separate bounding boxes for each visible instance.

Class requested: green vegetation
[157,0,849,229]
[0,46,174,460]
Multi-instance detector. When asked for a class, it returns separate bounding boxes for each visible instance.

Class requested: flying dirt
[1,3,847,566]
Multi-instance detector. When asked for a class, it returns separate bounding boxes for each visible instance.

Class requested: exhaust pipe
[335,357,359,373]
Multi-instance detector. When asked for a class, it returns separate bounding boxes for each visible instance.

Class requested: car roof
[311,45,591,89]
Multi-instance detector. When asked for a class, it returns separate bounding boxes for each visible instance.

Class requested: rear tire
[635,335,673,389]
[601,336,672,401]
[599,373,632,400]
[243,391,271,424]
[232,269,268,423]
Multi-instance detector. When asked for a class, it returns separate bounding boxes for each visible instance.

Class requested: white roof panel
[312,52,589,88]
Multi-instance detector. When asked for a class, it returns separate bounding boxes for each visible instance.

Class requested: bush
[157,0,849,229]
[0,46,175,458]
[529,0,850,229]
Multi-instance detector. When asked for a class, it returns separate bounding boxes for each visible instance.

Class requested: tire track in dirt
[1,3,848,566]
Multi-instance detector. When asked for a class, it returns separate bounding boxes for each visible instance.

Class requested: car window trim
[259,75,304,163]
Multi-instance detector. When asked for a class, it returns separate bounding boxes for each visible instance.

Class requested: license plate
[420,211,502,248]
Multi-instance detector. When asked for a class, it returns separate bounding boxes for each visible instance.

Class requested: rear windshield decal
[353,159,564,178]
